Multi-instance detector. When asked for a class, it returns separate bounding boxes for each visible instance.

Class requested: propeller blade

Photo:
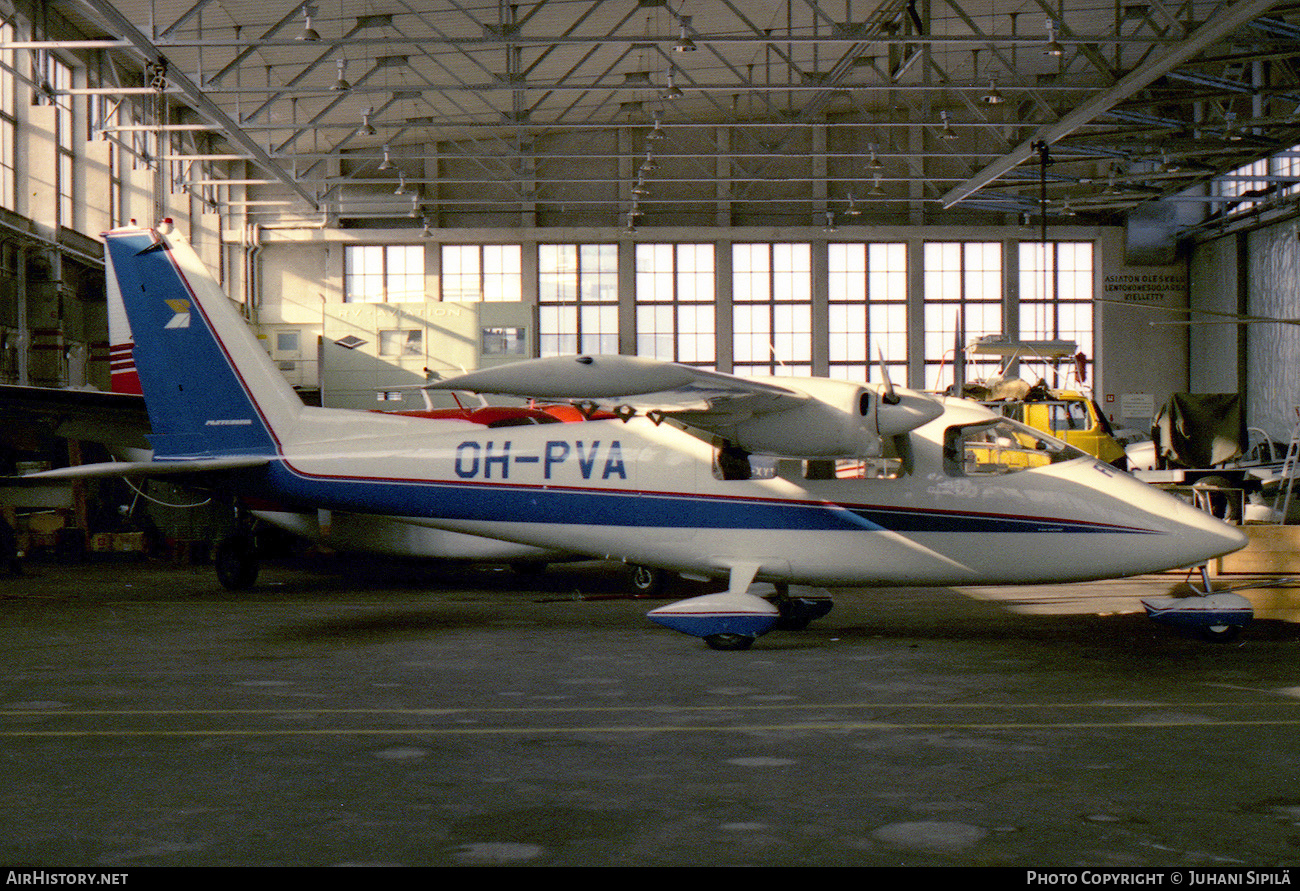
[877,346,900,406]
[953,309,966,393]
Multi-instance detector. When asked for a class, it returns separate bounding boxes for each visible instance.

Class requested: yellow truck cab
[961,338,1128,469]
[985,390,1129,468]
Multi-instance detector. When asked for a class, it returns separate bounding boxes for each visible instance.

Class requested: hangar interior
[8,1,1300,869]
[0,0,1299,548]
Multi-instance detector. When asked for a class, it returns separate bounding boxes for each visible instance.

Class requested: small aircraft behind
[27,224,1250,649]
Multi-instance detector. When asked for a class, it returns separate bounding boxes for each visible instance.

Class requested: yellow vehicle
[983,390,1129,468]
[947,418,1081,475]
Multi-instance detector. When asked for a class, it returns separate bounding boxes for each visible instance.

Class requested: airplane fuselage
[242,397,1244,588]
[94,224,1246,611]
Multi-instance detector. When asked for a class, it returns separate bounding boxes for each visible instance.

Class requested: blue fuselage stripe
[263,464,1156,535]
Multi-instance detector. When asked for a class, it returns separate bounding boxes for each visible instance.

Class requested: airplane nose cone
[1162,492,1249,566]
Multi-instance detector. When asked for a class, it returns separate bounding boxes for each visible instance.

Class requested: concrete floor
[3,554,1300,867]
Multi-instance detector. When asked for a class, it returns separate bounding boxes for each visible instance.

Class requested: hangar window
[1214,158,1269,211]
[635,243,715,367]
[41,54,74,228]
[441,244,521,302]
[0,18,13,211]
[1019,242,1094,383]
[90,93,123,227]
[828,243,907,383]
[482,326,527,356]
[379,329,422,357]
[1276,144,1300,199]
[732,243,812,377]
[345,245,425,303]
[923,242,1003,389]
[539,243,618,357]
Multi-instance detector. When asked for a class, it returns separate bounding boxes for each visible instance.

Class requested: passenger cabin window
[944,419,1086,476]
[770,457,904,481]
[802,458,903,480]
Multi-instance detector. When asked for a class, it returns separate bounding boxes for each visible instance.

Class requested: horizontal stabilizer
[18,456,270,481]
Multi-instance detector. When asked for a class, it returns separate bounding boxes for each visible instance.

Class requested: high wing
[427,354,944,459]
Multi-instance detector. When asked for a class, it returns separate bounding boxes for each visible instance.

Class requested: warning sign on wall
[1101,267,1187,306]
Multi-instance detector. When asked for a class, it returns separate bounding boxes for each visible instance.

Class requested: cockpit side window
[944,419,1087,476]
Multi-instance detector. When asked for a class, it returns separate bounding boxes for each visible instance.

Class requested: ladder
[1273,409,1300,521]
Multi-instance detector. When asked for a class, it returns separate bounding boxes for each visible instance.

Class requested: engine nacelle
[728,377,942,458]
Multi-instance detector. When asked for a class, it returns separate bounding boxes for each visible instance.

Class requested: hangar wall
[1186,219,1300,447]
[1245,223,1300,443]
[247,223,1192,433]
[1188,235,1242,395]
[0,3,224,393]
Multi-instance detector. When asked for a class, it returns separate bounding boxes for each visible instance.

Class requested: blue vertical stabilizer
[103,227,302,458]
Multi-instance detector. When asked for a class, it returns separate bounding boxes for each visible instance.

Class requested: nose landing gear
[1141,565,1253,642]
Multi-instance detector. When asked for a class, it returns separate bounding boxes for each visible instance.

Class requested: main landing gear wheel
[0,517,19,576]
[704,633,754,651]
[215,533,259,591]
[629,564,667,597]
[771,585,835,631]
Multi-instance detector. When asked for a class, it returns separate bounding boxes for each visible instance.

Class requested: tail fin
[103,225,302,458]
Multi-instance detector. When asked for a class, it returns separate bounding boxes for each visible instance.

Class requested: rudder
[103,226,302,458]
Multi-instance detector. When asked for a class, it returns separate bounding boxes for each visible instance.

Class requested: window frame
[923,241,1004,388]
[537,242,619,357]
[731,242,813,377]
[828,242,908,383]
[344,244,426,303]
[441,243,523,302]
[635,242,716,367]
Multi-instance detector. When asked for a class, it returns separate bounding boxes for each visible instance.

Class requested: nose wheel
[704,633,754,651]
[1141,565,1253,642]
[1198,623,1241,642]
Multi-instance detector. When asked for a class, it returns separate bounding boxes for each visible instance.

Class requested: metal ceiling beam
[73,0,319,210]
[941,0,1284,209]
[157,0,218,40]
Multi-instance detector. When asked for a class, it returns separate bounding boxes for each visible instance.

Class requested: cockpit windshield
[943,418,1089,476]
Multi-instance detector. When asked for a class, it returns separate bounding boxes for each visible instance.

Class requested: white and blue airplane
[29,224,1251,649]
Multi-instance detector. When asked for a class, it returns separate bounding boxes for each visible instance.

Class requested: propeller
[877,346,900,406]
[874,344,944,438]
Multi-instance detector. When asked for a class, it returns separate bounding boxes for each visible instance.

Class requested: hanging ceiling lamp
[940,110,958,140]
[331,59,351,92]
[1044,20,1065,57]
[673,15,696,53]
[662,68,683,101]
[296,5,321,41]
[356,108,377,138]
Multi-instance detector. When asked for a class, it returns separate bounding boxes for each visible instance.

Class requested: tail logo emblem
[164,298,191,329]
